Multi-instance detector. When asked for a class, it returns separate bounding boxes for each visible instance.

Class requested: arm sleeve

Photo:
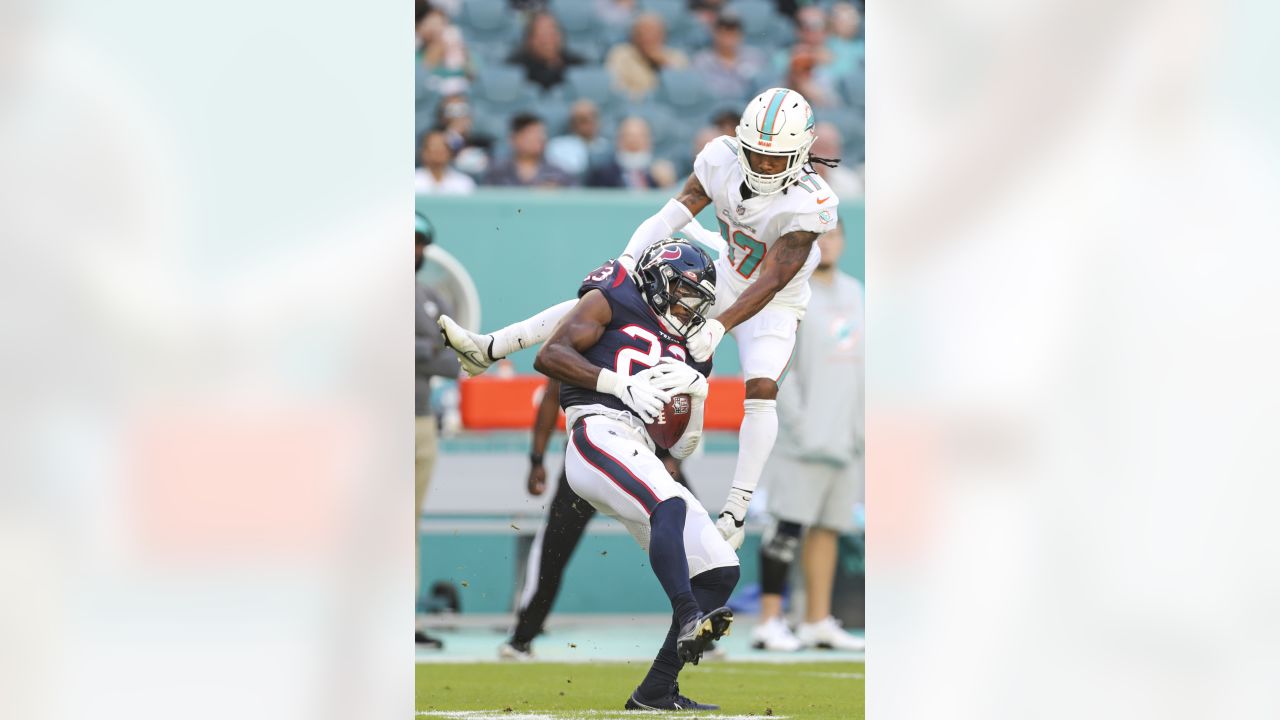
[620,198,695,262]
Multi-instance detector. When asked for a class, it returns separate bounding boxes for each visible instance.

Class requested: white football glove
[596,368,671,424]
[715,512,746,551]
[618,253,637,275]
[648,357,708,399]
[686,318,725,363]
[715,486,753,550]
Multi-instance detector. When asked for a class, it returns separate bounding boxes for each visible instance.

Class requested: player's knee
[649,497,687,532]
[744,378,779,400]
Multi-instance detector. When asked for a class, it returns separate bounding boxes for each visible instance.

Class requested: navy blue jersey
[560,259,713,416]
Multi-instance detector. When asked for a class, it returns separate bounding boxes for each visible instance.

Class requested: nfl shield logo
[672,396,691,415]
[736,205,745,216]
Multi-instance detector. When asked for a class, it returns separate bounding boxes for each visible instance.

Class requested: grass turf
[416,661,864,719]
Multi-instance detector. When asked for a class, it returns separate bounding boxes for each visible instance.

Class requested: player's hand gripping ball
[646,393,692,449]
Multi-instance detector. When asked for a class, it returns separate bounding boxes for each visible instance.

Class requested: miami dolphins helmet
[735,87,817,196]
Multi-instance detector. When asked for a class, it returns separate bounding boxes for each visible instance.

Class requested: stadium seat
[831,107,864,164]
[658,70,711,116]
[470,109,509,143]
[565,67,625,116]
[469,37,514,68]
[670,20,711,54]
[640,0,687,32]
[538,99,572,136]
[551,0,603,44]
[458,0,520,44]
[733,2,788,49]
[472,66,539,114]
[567,39,606,65]
[839,63,865,112]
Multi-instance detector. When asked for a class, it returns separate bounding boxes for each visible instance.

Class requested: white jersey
[693,136,839,314]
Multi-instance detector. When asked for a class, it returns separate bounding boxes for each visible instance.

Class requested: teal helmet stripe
[759,88,789,140]
[805,113,815,130]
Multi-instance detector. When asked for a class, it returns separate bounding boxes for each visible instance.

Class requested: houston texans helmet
[635,239,717,338]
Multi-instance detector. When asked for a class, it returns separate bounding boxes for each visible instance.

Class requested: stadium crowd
[415,0,864,194]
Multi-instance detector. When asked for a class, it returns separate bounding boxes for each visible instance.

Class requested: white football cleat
[498,641,534,661]
[750,617,802,652]
[438,314,494,377]
[796,616,865,651]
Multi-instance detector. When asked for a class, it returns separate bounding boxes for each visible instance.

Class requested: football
[645,393,692,449]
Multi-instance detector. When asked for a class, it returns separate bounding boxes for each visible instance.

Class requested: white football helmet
[734,87,817,196]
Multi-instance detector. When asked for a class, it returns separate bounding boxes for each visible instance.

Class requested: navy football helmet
[636,239,717,338]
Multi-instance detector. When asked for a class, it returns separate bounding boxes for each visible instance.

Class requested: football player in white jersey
[439,87,842,548]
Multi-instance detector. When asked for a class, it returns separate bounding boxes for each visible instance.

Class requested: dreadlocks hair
[806,154,841,170]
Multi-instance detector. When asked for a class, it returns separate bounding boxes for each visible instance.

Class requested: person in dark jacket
[506,12,584,92]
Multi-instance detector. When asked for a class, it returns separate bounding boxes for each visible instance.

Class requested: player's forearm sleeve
[669,396,706,460]
[621,199,695,262]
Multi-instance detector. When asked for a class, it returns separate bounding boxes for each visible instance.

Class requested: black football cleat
[676,606,734,665]
[624,683,720,711]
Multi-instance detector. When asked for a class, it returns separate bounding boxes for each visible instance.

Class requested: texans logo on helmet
[661,246,682,260]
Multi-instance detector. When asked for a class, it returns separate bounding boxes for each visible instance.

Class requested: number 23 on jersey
[616,325,686,376]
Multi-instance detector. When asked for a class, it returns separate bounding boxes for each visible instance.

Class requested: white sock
[730,399,778,503]
[489,300,577,359]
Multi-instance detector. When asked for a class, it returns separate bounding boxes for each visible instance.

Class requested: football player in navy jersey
[533,239,741,711]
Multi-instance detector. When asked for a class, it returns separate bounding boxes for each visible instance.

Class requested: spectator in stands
[692,126,720,153]
[585,116,676,190]
[595,0,638,34]
[681,125,723,178]
[605,13,688,101]
[484,113,575,188]
[812,122,862,199]
[435,95,493,178]
[417,3,472,95]
[829,2,865,59]
[692,11,768,103]
[546,100,611,179]
[507,12,584,93]
[711,108,739,136]
[775,5,859,80]
[416,129,478,195]
[781,45,838,108]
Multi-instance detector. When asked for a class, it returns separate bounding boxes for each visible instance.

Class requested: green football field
[416,661,864,719]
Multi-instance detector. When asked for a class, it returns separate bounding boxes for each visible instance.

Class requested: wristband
[529,453,544,466]
[596,368,619,395]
